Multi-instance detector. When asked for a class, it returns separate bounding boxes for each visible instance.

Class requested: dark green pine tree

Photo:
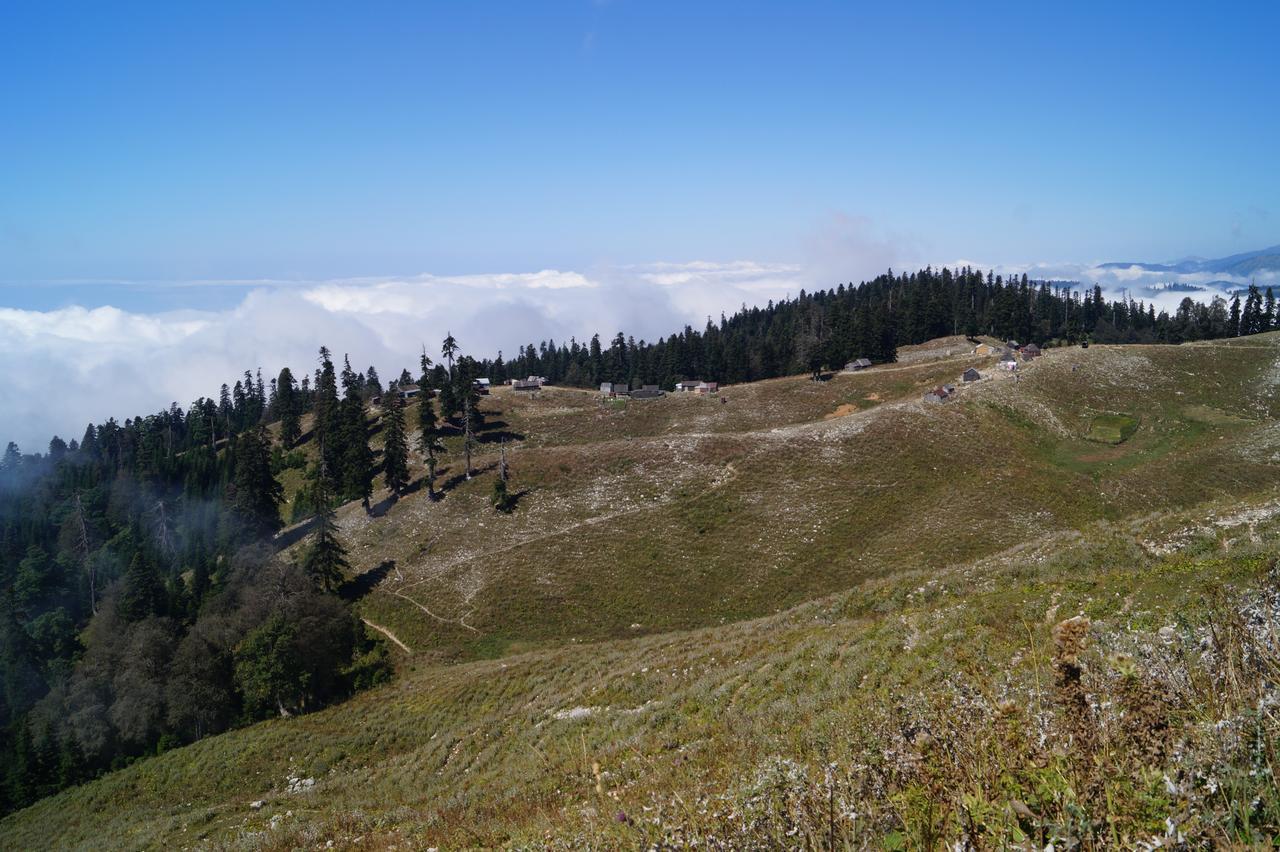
[0,442,20,488]
[381,387,410,496]
[1265,287,1276,332]
[438,333,461,420]
[277,367,301,448]
[228,428,283,535]
[417,391,444,500]
[456,356,485,479]
[301,481,350,593]
[313,348,342,493]
[1242,284,1263,335]
[1229,294,1241,337]
[441,332,459,378]
[338,357,374,510]
[116,553,165,621]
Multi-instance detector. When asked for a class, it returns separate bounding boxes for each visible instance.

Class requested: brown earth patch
[825,403,858,419]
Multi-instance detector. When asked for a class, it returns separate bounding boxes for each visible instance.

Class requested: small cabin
[844,358,873,372]
[512,376,545,391]
[675,380,701,393]
[630,385,664,400]
[1021,343,1042,360]
[600,382,629,397]
[473,378,491,395]
[695,381,719,395]
[962,368,981,382]
[923,386,951,404]
[397,384,421,400]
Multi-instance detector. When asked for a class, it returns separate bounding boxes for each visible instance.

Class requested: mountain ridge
[1100,243,1280,276]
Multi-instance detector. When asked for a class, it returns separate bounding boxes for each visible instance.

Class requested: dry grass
[5,334,1280,849]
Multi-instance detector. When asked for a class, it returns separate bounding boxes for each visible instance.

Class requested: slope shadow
[476,418,526,444]
[339,559,395,602]
[368,476,430,517]
[500,487,531,512]
[438,461,497,495]
[273,515,319,550]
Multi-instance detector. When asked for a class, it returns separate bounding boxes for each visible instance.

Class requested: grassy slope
[5,334,1280,849]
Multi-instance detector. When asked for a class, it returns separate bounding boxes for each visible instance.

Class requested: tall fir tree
[301,480,350,593]
[116,553,165,621]
[337,356,375,510]
[438,332,461,420]
[381,387,410,496]
[228,428,283,535]
[313,348,342,493]
[456,356,485,479]
[417,393,443,499]
[277,367,301,448]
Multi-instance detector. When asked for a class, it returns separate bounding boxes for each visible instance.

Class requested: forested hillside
[2,329,1277,848]
[1,265,1276,819]
[481,269,1275,389]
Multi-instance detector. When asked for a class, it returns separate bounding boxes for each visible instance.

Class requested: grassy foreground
[4,335,1280,849]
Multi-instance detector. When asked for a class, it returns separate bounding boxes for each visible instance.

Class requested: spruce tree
[228,428,283,535]
[417,392,443,499]
[117,554,165,621]
[302,482,350,593]
[441,332,458,378]
[277,367,300,448]
[0,442,19,487]
[1242,284,1263,336]
[313,348,342,493]
[381,387,410,496]
[438,333,461,420]
[456,357,485,479]
[337,360,374,510]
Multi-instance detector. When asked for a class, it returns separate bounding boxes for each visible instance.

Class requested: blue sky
[2,1,1279,449]
[3,1,1278,305]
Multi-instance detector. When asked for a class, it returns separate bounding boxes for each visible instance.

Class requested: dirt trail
[361,618,412,654]
[389,461,742,629]
[385,587,480,633]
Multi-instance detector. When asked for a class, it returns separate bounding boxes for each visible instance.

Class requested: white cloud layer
[0,263,806,451]
[3,251,1274,453]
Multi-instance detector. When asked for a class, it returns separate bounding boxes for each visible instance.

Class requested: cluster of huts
[923,367,984,403]
[379,375,539,404]
[925,341,1046,403]
[975,341,1042,365]
[601,380,719,399]
[511,376,548,391]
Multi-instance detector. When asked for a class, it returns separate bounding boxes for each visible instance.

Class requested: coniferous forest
[0,267,1275,814]
[478,269,1275,389]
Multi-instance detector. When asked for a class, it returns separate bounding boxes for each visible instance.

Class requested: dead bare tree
[73,492,95,614]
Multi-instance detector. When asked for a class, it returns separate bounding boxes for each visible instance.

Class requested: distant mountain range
[1099,245,1280,277]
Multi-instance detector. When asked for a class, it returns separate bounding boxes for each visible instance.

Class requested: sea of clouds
[1,256,1274,452]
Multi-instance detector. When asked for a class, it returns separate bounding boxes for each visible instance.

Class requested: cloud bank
[0,263,807,451]
[4,248,1275,453]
